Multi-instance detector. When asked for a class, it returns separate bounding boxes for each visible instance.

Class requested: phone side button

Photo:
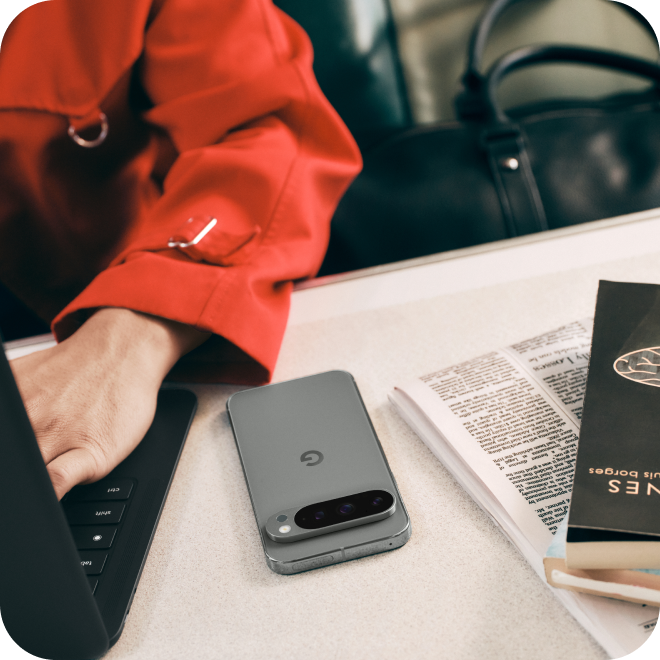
[292,555,335,572]
[344,538,397,560]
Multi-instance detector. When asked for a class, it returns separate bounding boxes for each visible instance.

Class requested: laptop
[0,321,197,658]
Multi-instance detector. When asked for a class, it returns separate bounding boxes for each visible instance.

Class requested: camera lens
[314,511,325,520]
[372,497,384,507]
[337,503,355,516]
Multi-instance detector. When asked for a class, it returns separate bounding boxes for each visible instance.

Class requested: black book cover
[568,281,660,553]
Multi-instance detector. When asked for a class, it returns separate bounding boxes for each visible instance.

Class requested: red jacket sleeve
[52,0,362,384]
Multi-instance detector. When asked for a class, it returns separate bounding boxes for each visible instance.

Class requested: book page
[399,321,593,554]
[502,319,593,425]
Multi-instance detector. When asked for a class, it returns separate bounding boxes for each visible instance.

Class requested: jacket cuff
[51,250,291,385]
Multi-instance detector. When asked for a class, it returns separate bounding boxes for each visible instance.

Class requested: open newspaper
[390,320,658,658]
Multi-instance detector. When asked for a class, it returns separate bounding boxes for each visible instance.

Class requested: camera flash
[279,525,291,534]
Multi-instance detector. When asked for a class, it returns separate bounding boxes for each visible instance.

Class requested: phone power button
[291,555,334,572]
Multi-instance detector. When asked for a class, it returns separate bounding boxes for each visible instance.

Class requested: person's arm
[51,0,362,384]
[10,307,209,500]
[0,0,360,386]
[7,0,360,500]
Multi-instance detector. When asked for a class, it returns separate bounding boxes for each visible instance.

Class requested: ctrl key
[79,551,108,575]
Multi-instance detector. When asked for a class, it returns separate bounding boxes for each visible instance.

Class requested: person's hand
[9,308,209,500]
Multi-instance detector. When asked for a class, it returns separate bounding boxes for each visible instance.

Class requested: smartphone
[226,370,411,574]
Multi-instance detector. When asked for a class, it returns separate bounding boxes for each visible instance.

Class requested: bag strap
[479,45,660,239]
[464,0,525,87]
[484,44,660,124]
[455,0,657,120]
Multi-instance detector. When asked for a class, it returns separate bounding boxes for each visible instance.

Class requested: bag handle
[484,45,660,124]
[456,0,656,119]
[464,0,525,87]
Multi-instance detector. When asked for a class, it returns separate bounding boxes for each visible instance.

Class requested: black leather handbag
[321,0,660,275]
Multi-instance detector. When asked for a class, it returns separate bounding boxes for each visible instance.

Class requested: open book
[390,321,658,658]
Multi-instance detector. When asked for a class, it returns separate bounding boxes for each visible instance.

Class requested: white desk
[96,209,660,660]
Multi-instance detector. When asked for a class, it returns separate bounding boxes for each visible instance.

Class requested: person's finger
[46,447,103,500]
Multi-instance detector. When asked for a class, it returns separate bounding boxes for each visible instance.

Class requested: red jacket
[0,0,361,383]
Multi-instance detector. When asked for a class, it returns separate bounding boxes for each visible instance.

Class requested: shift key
[65,502,125,525]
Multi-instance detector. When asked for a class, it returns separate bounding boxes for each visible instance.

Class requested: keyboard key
[68,479,135,502]
[78,552,108,575]
[87,577,99,595]
[65,502,125,526]
[71,526,118,550]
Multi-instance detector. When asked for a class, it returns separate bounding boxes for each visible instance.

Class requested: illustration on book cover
[614,290,660,387]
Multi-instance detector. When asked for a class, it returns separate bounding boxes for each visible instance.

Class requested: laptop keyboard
[62,478,135,595]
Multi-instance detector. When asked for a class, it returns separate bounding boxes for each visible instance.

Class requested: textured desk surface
[105,211,660,660]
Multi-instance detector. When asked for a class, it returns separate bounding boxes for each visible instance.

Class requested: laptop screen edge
[0,344,109,659]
